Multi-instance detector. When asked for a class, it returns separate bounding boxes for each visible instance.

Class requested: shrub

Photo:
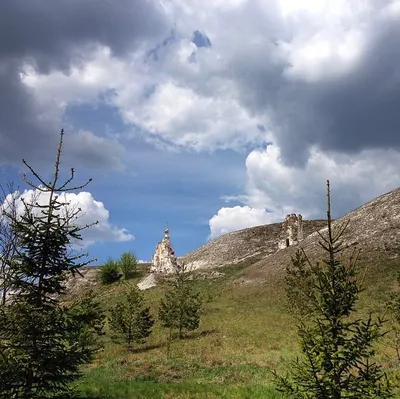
[100,259,121,284]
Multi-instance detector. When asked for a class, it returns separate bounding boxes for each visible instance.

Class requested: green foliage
[159,264,202,339]
[100,258,121,285]
[0,130,102,399]
[0,182,19,306]
[385,273,400,361]
[276,180,393,398]
[109,287,154,350]
[65,290,105,353]
[119,251,138,279]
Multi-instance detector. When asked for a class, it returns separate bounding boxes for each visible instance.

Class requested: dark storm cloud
[0,0,170,167]
[315,21,400,153]
[229,5,400,165]
[0,0,169,72]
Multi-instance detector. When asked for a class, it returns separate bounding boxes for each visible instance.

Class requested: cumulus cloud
[0,0,170,168]
[1,189,133,248]
[22,40,269,152]
[2,0,400,164]
[1,0,400,249]
[209,145,400,238]
[209,206,272,238]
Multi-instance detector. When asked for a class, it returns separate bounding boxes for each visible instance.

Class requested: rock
[181,220,326,271]
[150,228,179,274]
[277,213,303,250]
[137,273,157,291]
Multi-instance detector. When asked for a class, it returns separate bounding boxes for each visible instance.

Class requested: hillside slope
[68,187,400,398]
[181,220,327,270]
[65,187,400,298]
[240,187,400,284]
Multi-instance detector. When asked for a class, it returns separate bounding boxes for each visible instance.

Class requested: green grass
[72,259,400,398]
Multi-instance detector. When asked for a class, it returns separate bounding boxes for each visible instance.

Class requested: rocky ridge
[239,187,400,284]
[64,187,400,297]
[180,220,327,270]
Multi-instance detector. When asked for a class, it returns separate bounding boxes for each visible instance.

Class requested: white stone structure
[150,228,179,274]
[278,213,303,250]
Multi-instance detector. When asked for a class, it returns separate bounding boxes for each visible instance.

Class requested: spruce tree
[109,287,154,350]
[0,182,20,306]
[0,130,102,399]
[159,263,202,339]
[276,180,392,398]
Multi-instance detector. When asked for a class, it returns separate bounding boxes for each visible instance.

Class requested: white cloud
[11,0,400,244]
[117,81,267,151]
[209,144,400,238]
[280,29,366,83]
[1,189,133,248]
[209,205,272,238]
[21,42,269,152]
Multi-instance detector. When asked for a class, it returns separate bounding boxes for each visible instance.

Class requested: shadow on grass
[124,341,168,355]
[181,329,219,341]
[56,393,111,399]
[120,329,220,356]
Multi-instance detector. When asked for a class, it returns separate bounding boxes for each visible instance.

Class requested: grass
[72,259,400,398]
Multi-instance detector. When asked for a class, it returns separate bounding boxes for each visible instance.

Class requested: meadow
[70,258,400,399]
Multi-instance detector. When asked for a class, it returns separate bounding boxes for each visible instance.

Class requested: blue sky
[1,0,400,264]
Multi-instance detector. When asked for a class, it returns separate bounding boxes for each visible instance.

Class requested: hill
[239,187,400,285]
[181,220,327,270]
[67,187,400,398]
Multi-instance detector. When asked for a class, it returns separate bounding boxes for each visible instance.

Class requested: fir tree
[276,180,393,398]
[0,129,103,399]
[109,287,154,350]
[0,182,20,306]
[65,289,105,355]
[159,263,202,339]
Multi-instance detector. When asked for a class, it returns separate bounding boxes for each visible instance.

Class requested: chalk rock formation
[278,213,303,250]
[137,273,157,290]
[150,228,179,274]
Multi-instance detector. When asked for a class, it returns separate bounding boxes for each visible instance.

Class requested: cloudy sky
[1,0,400,264]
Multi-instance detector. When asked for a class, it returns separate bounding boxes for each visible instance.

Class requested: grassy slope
[72,256,400,399]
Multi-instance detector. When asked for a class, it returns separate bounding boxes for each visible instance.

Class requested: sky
[1,0,400,264]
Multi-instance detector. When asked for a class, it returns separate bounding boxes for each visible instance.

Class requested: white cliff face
[278,214,303,250]
[150,228,179,274]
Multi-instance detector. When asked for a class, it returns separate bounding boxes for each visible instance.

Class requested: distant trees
[100,252,138,284]
[0,130,104,399]
[276,180,393,398]
[109,287,154,350]
[159,263,202,339]
[119,251,137,279]
[100,258,122,284]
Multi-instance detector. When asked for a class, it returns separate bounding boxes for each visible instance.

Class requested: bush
[119,251,137,279]
[100,259,121,284]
